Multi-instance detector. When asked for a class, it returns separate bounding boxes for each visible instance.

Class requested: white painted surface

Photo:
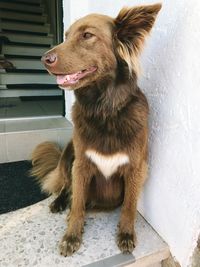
[138,1,200,266]
[63,0,89,122]
[85,150,129,179]
[62,1,200,266]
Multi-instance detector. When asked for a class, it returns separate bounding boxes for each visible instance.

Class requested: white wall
[63,1,200,266]
[63,0,90,122]
[136,1,200,267]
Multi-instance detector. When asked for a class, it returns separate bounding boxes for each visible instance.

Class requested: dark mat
[0,161,48,214]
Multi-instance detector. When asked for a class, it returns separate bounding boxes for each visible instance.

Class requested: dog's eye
[83,32,93,39]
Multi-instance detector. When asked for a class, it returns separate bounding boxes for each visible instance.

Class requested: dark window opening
[0,0,64,119]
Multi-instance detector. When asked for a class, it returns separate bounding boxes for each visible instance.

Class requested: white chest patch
[85,150,129,179]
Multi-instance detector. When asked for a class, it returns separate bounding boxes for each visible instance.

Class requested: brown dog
[31,4,161,256]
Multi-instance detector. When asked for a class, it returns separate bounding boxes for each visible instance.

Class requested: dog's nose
[41,53,57,66]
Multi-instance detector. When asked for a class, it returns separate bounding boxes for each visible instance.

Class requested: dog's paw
[117,232,136,253]
[59,235,82,256]
[49,199,67,213]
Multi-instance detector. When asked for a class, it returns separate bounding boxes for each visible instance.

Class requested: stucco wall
[63,1,200,266]
[136,1,200,267]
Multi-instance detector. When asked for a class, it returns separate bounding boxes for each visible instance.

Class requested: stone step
[6,58,44,70]
[8,0,42,5]
[0,32,53,45]
[0,21,50,34]
[1,44,48,57]
[0,88,62,98]
[0,2,44,14]
[0,118,72,162]
[0,196,170,267]
[0,72,56,85]
[0,10,47,23]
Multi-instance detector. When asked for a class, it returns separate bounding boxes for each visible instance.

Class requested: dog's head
[42,4,161,90]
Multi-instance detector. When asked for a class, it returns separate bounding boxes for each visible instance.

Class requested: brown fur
[31,3,161,256]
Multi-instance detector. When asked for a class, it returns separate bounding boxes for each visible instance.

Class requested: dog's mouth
[54,66,97,87]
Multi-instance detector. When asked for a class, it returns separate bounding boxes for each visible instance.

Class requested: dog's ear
[114,3,162,75]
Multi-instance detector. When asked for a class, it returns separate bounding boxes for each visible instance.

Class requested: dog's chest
[85,150,129,179]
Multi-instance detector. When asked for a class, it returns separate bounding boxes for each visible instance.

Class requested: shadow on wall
[190,236,200,267]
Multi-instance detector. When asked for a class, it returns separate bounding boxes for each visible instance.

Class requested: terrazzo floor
[0,197,169,267]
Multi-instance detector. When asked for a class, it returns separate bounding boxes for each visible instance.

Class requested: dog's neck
[74,66,138,118]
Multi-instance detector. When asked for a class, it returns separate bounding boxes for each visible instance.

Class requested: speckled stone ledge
[0,197,169,267]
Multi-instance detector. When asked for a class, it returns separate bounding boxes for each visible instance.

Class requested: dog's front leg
[59,159,91,256]
[117,164,146,253]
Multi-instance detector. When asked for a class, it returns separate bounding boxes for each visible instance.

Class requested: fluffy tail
[31,142,64,195]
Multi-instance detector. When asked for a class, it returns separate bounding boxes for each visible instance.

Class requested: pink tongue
[56,73,79,85]
[56,67,97,85]
[56,75,67,84]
